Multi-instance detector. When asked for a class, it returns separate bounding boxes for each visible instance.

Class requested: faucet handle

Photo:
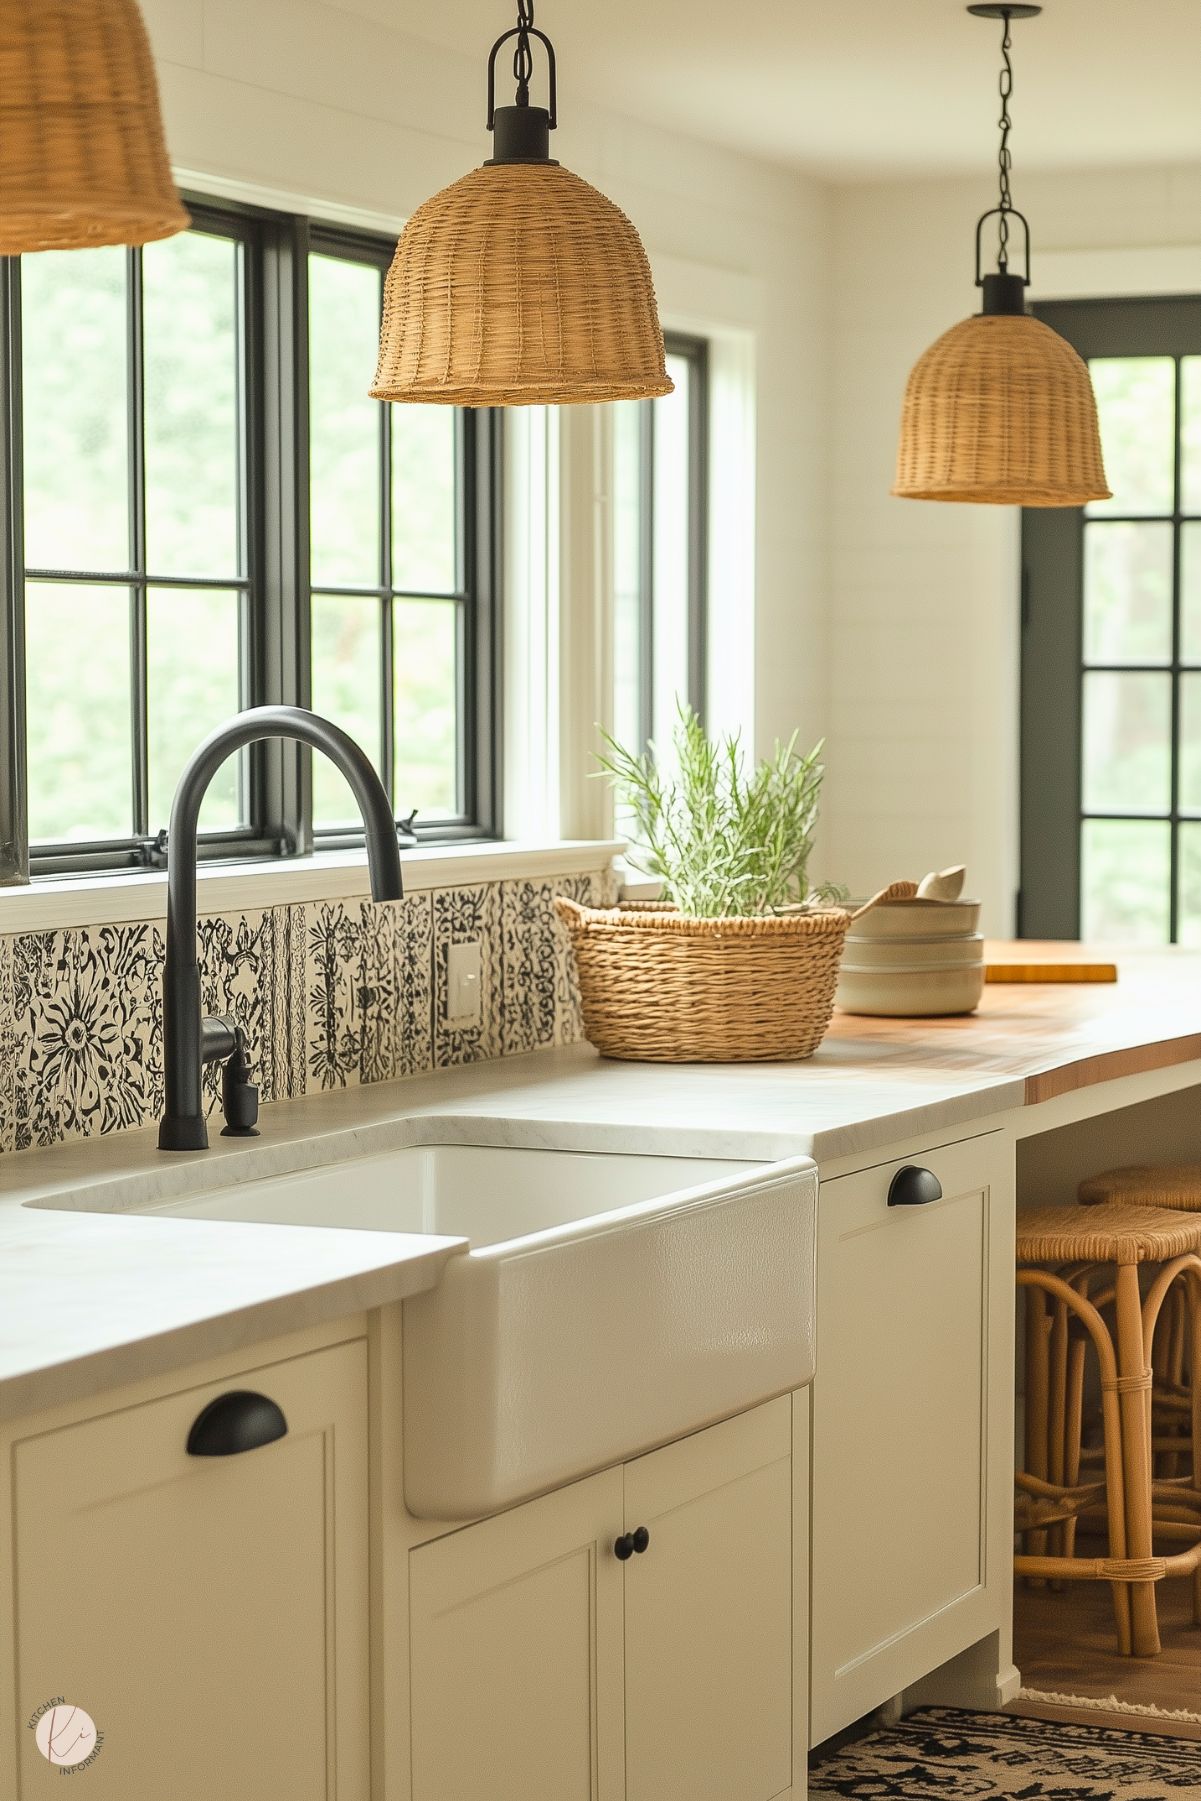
[219,1026,260,1139]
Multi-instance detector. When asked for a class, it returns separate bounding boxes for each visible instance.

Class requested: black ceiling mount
[967,5,1043,19]
[485,0,560,166]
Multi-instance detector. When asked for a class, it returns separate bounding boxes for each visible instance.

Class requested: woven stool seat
[1017,1203,1201,1267]
[1080,1165,1201,1211]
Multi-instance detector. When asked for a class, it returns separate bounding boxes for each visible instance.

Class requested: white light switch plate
[446,940,483,1026]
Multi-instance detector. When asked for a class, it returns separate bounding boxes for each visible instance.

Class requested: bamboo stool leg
[1048,1295,1069,1568]
[1025,1284,1051,1576]
[1064,1325,1087,1562]
[1114,1258,1160,1657]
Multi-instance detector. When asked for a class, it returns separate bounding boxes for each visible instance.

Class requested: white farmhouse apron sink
[114,1141,820,1520]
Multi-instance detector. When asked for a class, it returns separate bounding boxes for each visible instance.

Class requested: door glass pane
[651,353,692,749]
[1180,674,1201,815]
[143,231,242,577]
[21,249,129,572]
[309,254,382,587]
[1082,671,1172,815]
[1081,819,1171,943]
[26,583,132,842]
[1179,824,1201,947]
[147,589,243,833]
[1182,523,1201,665]
[392,409,457,594]
[1083,521,1173,666]
[1182,358,1201,517]
[310,591,383,826]
[1086,357,1175,519]
[394,599,457,818]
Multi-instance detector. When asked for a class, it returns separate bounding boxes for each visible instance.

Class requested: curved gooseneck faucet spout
[159,706,404,1152]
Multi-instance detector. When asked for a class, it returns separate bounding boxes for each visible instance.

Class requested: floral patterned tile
[0,934,17,1154]
[499,879,564,1057]
[197,906,304,1114]
[303,894,433,1092]
[432,884,502,1067]
[551,872,594,1047]
[9,923,163,1153]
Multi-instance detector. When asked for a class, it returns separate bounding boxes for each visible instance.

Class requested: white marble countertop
[3,945,1199,1422]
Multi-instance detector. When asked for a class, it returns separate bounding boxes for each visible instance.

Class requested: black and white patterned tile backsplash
[0,865,610,1156]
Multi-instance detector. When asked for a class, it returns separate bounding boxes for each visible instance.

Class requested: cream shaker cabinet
[6,1336,369,1801]
[809,1132,1015,1745]
[409,1393,805,1801]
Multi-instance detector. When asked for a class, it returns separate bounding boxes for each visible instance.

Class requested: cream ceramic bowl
[841,932,984,971]
[835,960,985,1018]
[848,897,981,940]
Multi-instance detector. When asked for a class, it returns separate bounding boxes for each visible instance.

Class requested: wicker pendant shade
[372,161,671,407]
[894,4,1109,507]
[0,0,188,254]
[893,311,1110,505]
[373,2,670,408]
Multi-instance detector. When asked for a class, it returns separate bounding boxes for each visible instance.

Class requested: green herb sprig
[596,704,844,919]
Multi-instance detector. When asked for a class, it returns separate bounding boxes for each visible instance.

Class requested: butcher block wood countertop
[824,941,1201,1107]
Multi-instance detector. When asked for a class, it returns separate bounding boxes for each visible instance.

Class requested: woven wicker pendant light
[894,6,1109,506]
[371,1,671,408]
[0,0,188,254]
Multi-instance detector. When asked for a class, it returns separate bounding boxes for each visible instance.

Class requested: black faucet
[158,706,404,1152]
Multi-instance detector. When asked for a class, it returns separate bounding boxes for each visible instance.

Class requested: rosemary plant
[597,705,843,919]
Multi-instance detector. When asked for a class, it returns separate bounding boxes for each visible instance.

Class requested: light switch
[446,940,483,1026]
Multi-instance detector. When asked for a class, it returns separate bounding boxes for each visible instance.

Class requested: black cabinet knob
[615,1526,651,1560]
[887,1165,943,1208]
[631,1526,650,1553]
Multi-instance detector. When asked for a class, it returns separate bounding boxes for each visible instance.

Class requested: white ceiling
[370,0,1201,181]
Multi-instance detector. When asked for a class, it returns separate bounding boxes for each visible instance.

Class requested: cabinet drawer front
[409,1469,625,1801]
[11,1339,368,1801]
[810,1134,1013,1744]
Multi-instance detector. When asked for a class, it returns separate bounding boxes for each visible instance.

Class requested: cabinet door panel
[409,1469,625,1801]
[624,1398,793,1801]
[810,1133,1013,1744]
[12,1339,368,1801]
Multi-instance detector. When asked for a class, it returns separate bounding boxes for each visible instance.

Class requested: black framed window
[0,195,501,881]
[611,332,708,752]
[1021,297,1201,944]
[307,230,498,840]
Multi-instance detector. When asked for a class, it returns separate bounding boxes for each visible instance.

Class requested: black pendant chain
[513,0,535,105]
[995,11,1015,271]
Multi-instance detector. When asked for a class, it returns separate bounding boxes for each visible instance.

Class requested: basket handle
[554,896,589,925]
[849,880,919,922]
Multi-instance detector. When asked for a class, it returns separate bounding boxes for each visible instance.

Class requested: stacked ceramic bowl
[835,890,984,1017]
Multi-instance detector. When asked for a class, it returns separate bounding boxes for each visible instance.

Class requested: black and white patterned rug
[809,1707,1201,1799]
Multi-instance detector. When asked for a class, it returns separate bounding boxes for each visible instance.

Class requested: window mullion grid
[0,255,28,883]
[638,397,654,751]
[379,341,395,811]
[1170,356,1184,941]
[127,246,149,840]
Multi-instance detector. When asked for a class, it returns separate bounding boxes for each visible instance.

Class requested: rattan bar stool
[1016,1203,1201,1657]
[1079,1166,1201,1478]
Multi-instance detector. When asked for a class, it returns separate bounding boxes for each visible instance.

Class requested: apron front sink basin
[110,1140,819,1519]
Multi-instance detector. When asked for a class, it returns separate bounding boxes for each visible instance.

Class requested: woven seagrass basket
[555,883,915,1063]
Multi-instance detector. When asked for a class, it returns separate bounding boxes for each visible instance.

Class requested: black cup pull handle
[887,1165,943,1208]
[187,1390,288,1457]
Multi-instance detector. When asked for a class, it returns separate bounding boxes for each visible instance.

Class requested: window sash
[0,194,501,881]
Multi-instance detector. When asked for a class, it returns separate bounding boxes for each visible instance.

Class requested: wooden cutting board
[984,940,1117,983]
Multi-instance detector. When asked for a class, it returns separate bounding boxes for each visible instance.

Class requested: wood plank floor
[1013,1575,1201,1739]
